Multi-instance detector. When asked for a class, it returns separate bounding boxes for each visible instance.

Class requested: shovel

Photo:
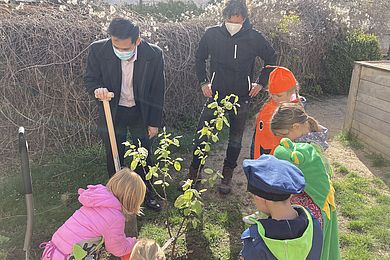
[96,92,138,238]
[18,127,33,260]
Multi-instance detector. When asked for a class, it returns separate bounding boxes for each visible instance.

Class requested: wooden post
[343,63,362,132]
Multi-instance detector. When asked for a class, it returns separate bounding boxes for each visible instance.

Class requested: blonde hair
[130,239,166,260]
[261,84,299,111]
[270,102,320,136]
[106,168,146,216]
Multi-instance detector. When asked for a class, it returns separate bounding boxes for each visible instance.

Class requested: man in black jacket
[85,18,165,210]
[188,0,277,194]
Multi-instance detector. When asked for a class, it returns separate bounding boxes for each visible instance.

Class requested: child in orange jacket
[250,66,301,159]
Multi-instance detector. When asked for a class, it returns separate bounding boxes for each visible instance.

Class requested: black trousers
[101,105,153,192]
[190,98,250,170]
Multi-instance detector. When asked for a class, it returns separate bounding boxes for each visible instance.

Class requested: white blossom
[144,31,152,37]
[59,5,67,12]
[97,11,106,19]
[15,3,24,10]
[110,5,116,15]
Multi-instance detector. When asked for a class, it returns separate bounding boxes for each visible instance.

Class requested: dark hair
[108,17,140,43]
[222,0,248,19]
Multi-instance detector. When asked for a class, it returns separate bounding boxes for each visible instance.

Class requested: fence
[344,61,390,159]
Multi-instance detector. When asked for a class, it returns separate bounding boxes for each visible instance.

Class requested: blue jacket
[240,207,323,260]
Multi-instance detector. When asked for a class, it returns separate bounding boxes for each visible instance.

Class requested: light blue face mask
[113,46,136,61]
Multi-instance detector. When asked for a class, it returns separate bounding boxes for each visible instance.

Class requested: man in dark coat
[85,18,165,211]
[186,0,277,194]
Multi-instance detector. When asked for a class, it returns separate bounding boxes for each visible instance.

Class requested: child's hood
[78,184,122,210]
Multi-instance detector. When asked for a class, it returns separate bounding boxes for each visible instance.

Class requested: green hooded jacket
[274,138,340,260]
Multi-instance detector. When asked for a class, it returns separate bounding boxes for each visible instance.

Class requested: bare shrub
[0,3,209,166]
[0,0,388,167]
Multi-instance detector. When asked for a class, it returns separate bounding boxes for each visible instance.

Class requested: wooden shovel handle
[99,92,138,237]
[99,92,121,172]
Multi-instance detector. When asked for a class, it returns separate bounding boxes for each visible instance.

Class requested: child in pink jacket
[41,168,146,259]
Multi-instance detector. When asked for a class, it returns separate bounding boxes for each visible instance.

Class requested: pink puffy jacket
[41,184,136,259]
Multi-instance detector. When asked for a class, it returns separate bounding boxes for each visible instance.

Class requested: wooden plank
[351,120,390,149]
[351,126,390,160]
[351,133,390,160]
[360,66,390,88]
[356,61,390,72]
[358,79,390,103]
[352,131,390,161]
[357,92,390,114]
[355,101,390,125]
[343,64,362,132]
[353,110,390,134]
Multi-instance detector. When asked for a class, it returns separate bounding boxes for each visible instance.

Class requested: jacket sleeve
[102,218,137,257]
[195,30,209,84]
[256,33,277,87]
[84,43,103,95]
[147,49,165,128]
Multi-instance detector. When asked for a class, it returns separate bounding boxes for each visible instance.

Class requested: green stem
[162,163,173,238]
[171,217,186,259]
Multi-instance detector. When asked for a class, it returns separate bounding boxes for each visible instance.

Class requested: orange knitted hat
[267,66,297,94]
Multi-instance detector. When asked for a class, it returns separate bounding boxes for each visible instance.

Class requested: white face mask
[225,22,242,36]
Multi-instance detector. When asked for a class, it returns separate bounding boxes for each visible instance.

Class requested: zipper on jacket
[234,44,237,59]
[210,72,216,91]
[285,240,288,260]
